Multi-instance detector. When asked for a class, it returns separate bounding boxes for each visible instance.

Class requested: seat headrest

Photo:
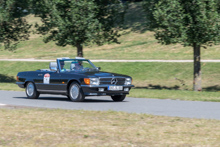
[70,63,75,70]
[49,62,57,71]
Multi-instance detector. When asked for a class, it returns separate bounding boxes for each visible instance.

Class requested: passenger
[60,61,66,72]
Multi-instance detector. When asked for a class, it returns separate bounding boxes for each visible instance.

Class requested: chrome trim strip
[81,85,134,88]
[85,93,107,96]
[35,83,67,86]
[37,89,67,93]
[99,77,127,79]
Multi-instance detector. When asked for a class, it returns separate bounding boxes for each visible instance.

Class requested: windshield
[58,59,98,72]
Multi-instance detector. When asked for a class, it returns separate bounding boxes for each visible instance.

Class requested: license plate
[108,86,123,91]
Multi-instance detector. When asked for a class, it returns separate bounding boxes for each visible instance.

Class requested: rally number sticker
[43,73,50,84]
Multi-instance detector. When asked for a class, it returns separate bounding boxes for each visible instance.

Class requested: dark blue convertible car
[16,57,134,102]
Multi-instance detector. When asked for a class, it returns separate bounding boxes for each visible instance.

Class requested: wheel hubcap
[27,83,34,96]
[70,84,79,99]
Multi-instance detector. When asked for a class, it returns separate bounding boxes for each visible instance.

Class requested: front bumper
[81,84,134,96]
[16,82,25,88]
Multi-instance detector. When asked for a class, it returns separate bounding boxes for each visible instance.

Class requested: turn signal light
[16,76,19,82]
[84,78,90,85]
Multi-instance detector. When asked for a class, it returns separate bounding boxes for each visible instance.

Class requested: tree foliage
[217,0,220,13]
[145,0,220,91]
[153,0,220,47]
[0,0,31,50]
[142,0,159,29]
[33,0,125,57]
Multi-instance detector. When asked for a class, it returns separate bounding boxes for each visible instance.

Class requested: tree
[33,0,125,57]
[0,0,31,51]
[217,0,220,13]
[142,0,159,30]
[146,0,220,91]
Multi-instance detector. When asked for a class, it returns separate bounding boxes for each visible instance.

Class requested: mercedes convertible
[16,57,134,102]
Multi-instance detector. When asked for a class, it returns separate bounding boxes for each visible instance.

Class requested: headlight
[125,78,132,85]
[84,78,100,85]
[90,78,100,85]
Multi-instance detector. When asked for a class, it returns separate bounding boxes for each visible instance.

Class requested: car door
[42,72,62,91]
[58,72,70,91]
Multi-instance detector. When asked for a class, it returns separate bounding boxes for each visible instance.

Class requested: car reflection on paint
[16,57,134,102]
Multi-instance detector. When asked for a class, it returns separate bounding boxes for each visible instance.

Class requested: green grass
[1,61,220,101]
[0,3,220,60]
[130,89,220,102]
[95,62,220,91]
[1,108,220,146]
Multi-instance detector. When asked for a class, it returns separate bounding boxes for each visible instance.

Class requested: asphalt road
[1,90,220,120]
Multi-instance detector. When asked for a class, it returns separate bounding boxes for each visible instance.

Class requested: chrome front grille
[99,78,125,85]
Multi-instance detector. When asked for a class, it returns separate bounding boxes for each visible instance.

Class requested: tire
[111,95,126,102]
[25,82,40,99]
[68,82,85,102]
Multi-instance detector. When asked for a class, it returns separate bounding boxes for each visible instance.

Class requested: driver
[75,61,83,70]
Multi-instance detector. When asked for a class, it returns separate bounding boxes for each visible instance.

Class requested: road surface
[1,90,220,120]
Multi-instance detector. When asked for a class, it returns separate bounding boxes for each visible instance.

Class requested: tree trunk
[76,44,83,57]
[193,43,202,91]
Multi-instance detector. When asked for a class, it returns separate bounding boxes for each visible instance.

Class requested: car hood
[69,71,130,78]
[89,71,129,78]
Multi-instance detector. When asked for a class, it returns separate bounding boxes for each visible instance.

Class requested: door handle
[38,74,43,76]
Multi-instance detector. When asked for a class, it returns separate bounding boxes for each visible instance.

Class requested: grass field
[0,2,220,146]
[1,61,220,102]
[0,107,220,146]
[0,3,220,60]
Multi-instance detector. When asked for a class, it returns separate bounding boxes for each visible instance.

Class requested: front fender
[66,78,83,93]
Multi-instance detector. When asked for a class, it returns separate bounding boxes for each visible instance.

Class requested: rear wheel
[25,82,40,99]
[111,95,126,102]
[68,82,85,102]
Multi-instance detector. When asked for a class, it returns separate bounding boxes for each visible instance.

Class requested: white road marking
[91,60,220,62]
[1,59,220,62]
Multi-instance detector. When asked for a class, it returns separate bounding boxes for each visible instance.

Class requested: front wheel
[68,82,85,102]
[111,95,126,102]
[25,82,40,99]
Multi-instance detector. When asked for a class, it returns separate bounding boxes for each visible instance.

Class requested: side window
[64,61,71,70]
[60,60,71,72]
